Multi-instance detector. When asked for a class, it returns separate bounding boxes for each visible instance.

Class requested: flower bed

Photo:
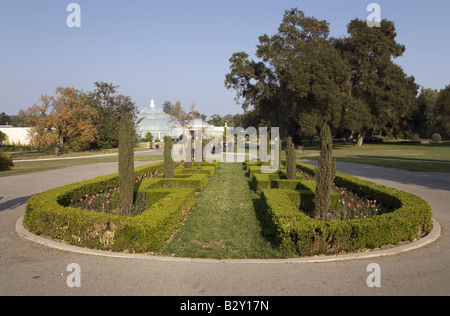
[259,162,433,256]
[24,162,219,253]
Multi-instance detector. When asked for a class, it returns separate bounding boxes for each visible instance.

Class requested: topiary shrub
[410,134,420,143]
[259,161,434,257]
[163,136,175,178]
[285,137,297,180]
[432,133,442,143]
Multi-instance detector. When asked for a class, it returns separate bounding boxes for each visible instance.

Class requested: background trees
[86,82,138,149]
[26,87,98,155]
[337,19,419,146]
[225,9,429,145]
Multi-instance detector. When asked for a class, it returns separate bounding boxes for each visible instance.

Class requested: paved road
[0,160,449,296]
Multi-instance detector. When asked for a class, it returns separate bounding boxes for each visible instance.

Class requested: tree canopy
[225,9,420,145]
[26,87,98,155]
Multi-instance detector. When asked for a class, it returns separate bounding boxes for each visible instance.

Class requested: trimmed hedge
[24,162,218,253]
[249,166,339,212]
[260,162,433,256]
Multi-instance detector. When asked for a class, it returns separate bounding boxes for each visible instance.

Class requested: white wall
[0,127,31,145]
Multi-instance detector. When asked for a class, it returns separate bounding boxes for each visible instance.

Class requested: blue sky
[1,0,449,118]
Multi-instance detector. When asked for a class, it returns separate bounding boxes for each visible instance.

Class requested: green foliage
[285,137,297,180]
[24,162,219,253]
[118,113,135,215]
[260,162,433,257]
[143,132,154,143]
[314,123,336,220]
[0,151,14,171]
[432,133,442,143]
[410,134,420,143]
[87,82,138,149]
[0,131,6,142]
[163,136,174,178]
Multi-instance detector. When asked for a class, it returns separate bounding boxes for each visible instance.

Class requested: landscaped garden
[23,157,433,258]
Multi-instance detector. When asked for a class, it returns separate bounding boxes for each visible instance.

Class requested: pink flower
[355,215,359,218]
[107,200,110,204]
[348,203,351,207]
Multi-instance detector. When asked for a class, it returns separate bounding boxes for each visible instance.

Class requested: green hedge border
[24,162,218,253]
[260,162,433,257]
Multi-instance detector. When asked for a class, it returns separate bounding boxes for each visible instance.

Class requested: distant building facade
[136,100,211,141]
[0,126,31,145]
[136,100,177,141]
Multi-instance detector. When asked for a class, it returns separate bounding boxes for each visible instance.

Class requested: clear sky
[1,0,449,118]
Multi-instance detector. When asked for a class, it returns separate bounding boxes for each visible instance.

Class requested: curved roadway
[0,160,449,296]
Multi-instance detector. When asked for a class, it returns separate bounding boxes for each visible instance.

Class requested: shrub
[314,122,336,220]
[410,134,420,143]
[285,137,297,180]
[432,133,442,143]
[118,113,135,215]
[260,162,433,257]
[0,151,14,171]
[24,162,219,253]
[163,136,175,178]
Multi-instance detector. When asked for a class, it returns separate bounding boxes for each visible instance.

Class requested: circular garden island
[23,160,433,258]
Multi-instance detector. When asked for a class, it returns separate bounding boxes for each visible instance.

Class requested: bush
[24,162,219,253]
[260,162,433,257]
[0,151,14,171]
[410,134,421,143]
[432,133,442,143]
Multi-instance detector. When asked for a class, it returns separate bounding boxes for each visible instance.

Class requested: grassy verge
[0,154,163,176]
[299,143,450,172]
[159,163,292,259]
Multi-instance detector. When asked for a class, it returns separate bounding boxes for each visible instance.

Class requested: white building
[0,126,31,145]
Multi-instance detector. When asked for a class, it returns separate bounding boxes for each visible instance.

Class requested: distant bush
[410,134,421,143]
[0,152,14,171]
[432,133,442,143]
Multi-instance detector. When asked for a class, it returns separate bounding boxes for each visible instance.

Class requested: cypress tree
[163,136,175,178]
[313,122,336,220]
[285,137,297,180]
[118,113,135,216]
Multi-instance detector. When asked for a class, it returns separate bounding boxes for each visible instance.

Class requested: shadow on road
[0,195,32,212]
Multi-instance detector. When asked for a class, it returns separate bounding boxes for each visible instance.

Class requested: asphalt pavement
[0,159,449,296]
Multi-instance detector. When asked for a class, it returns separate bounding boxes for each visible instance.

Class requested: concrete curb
[16,216,442,264]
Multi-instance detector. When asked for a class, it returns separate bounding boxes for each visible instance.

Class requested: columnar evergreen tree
[313,122,336,220]
[118,113,135,216]
[163,136,175,178]
[285,137,297,180]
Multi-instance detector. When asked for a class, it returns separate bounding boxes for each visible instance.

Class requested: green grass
[300,143,450,172]
[0,155,163,176]
[159,163,292,259]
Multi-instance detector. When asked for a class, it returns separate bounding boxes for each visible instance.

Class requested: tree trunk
[356,130,366,147]
[54,134,64,156]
